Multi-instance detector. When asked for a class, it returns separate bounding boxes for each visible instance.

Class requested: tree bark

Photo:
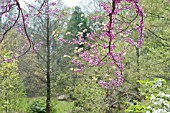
[46,0,51,112]
[136,47,140,96]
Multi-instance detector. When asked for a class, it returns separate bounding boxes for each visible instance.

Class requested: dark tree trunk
[46,1,51,112]
[136,47,140,96]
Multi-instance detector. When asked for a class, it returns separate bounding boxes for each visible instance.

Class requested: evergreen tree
[66,6,90,41]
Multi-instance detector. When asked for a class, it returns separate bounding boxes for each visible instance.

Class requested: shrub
[28,99,46,113]
[126,78,170,113]
[0,49,25,112]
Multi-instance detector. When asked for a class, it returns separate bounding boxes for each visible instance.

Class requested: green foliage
[137,78,167,96]
[140,0,170,79]
[71,75,107,113]
[52,73,70,95]
[28,99,46,113]
[126,104,146,113]
[52,101,73,113]
[26,97,73,113]
[0,49,25,113]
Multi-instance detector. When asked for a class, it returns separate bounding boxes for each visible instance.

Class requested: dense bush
[28,99,46,113]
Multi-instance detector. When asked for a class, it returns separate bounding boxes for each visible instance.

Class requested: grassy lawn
[17,97,73,113]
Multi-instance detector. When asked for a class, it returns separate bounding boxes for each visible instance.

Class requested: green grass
[52,101,73,113]
[17,97,73,113]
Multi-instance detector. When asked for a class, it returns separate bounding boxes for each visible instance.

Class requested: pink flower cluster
[98,71,124,88]
[91,16,100,21]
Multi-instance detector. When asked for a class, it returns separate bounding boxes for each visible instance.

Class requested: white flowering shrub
[146,92,170,113]
[126,78,170,113]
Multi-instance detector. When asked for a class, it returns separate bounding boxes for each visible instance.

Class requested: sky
[62,0,82,7]
[20,0,83,7]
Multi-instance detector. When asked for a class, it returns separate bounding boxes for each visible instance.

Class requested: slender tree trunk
[136,48,140,72]
[136,47,140,96]
[46,1,51,112]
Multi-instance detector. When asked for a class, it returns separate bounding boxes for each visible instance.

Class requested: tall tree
[24,0,73,112]
[65,6,89,42]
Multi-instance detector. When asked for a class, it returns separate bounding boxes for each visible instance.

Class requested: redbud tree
[0,0,52,61]
[60,0,144,88]
[59,0,144,111]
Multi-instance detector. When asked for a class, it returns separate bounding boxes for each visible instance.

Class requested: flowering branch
[0,0,49,60]
[59,0,144,88]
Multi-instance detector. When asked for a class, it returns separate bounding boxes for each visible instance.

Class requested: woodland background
[0,0,169,113]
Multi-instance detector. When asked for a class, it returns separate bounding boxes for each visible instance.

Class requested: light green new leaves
[0,50,25,112]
